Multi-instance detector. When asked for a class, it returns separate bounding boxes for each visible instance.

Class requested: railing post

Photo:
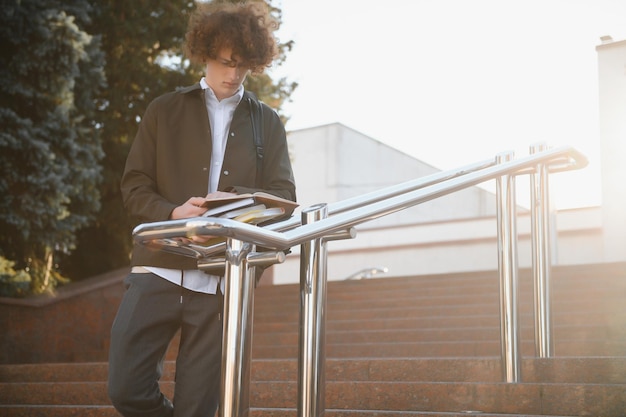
[530,143,555,358]
[495,152,522,383]
[298,203,329,417]
[220,239,255,417]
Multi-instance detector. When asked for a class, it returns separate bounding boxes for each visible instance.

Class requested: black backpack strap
[247,94,264,188]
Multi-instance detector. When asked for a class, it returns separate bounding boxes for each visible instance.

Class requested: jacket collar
[177,83,203,94]
[176,83,260,110]
[178,82,254,101]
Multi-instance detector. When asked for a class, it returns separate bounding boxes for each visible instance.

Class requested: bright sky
[271,0,626,209]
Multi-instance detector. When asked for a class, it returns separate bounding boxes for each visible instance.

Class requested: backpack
[247,94,264,188]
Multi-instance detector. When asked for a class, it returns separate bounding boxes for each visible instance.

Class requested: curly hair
[184,1,279,74]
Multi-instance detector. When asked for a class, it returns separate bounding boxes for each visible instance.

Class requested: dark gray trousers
[108,273,222,417]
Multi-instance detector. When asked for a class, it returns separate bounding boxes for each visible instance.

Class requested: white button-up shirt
[203,78,244,193]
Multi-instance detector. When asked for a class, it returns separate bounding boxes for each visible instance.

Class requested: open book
[226,205,286,225]
[201,191,298,220]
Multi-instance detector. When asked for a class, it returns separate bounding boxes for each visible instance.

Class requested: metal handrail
[132,144,588,417]
[133,145,586,252]
[132,157,497,260]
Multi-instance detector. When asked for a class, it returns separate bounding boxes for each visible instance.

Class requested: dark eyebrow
[218,56,249,68]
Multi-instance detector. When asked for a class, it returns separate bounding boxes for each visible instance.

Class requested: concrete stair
[1,263,625,416]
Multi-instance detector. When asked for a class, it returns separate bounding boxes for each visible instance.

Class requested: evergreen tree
[59,0,199,279]
[0,0,106,294]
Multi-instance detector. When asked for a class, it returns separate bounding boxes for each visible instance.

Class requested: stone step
[250,381,626,416]
[0,406,583,417]
[255,314,499,333]
[255,302,623,323]
[249,410,576,417]
[250,357,626,384]
[0,362,157,384]
[0,406,120,417]
[0,381,115,406]
[2,379,624,416]
[255,287,616,309]
[259,280,625,301]
[3,357,625,385]
[252,324,623,346]
[252,339,626,359]
[255,265,626,299]
[254,310,621,333]
[255,280,625,312]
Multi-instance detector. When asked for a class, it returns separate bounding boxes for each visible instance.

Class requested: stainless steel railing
[132,144,587,417]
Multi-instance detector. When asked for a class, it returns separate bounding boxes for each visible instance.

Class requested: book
[201,192,298,218]
[219,204,267,219]
[231,206,286,225]
[202,197,255,218]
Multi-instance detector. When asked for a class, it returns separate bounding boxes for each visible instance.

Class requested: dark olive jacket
[121,83,296,269]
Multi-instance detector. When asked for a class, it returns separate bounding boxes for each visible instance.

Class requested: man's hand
[169,192,238,243]
[170,196,209,220]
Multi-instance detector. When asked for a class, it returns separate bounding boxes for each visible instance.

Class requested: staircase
[1,263,625,416]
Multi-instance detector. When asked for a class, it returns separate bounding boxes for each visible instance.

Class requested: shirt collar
[200,77,244,104]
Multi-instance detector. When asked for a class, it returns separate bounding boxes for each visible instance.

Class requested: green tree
[0,0,106,294]
[58,0,199,279]
[62,0,297,280]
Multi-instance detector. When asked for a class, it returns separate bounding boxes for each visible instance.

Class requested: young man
[107,2,296,416]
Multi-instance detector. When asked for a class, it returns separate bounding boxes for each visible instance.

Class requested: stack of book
[201,192,298,225]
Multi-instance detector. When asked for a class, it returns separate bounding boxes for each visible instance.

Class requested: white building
[269,37,624,285]
[597,36,626,262]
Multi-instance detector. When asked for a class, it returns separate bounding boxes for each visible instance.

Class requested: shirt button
[230,132,235,137]
[223,170,230,176]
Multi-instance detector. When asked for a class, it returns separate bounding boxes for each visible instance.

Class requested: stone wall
[0,268,127,364]
[0,265,276,365]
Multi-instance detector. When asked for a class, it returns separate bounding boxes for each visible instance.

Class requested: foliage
[0,0,106,294]
[0,256,31,298]
[57,0,199,279]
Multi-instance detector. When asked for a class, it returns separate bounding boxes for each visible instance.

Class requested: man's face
[204,48,250,101]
